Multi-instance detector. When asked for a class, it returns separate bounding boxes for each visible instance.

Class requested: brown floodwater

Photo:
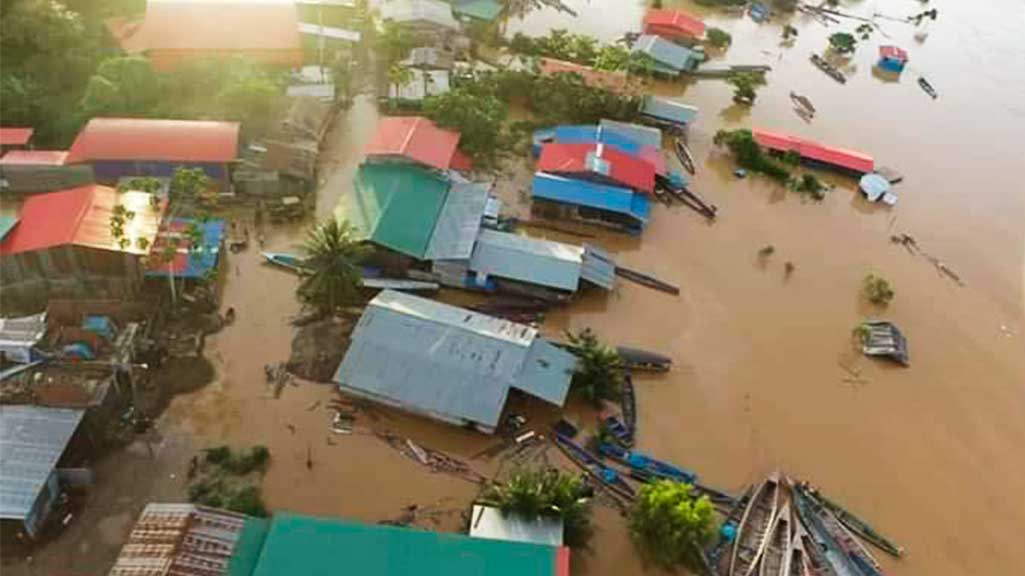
[161,1,1024,575]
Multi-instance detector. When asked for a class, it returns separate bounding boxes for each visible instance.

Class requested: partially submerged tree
[566,328,623,405]
[705,28,733,49]
[297,220,369,315]
[781,24,799,41]
[727,72,764,105]
[793,173,827,200]
[828,32,858,55]
[714,129,792,183]
[630,480,715,570]
[863,274,895,306]
[423,82,507,166]
[81,56,162,117]
[376,22,416,65]
[481,467,594,547]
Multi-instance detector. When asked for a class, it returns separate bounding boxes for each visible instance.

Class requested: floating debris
[615,266,680,295]
[918,76,938,99]
[858,320,910,366]
[810,53,847,84]
[374,431,487,484]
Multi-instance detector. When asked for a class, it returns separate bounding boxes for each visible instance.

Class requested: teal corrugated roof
[0,217,17,242]
[451,0,502,20]
[227,517,270,576]
[250,513,563,576]
[642,96,698,125]
[342,164,450,259]
[632,35,700,72]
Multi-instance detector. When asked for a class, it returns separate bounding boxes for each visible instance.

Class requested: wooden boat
[552,432,636,502]
[616,346,672,372]
[262,251,308,272]
[360,278,439,292]
[760,502,792,576]
[620,374,636,434]
[917,77,938,99]
[810,54,846,84]
[674,136,697,175]
[600,416,634,447]
[789,92,817,115]
[729,472,781,576]
[597,442,696,483]
[784,520,811,576]
[615,265,680,295]
[708,485,755,575]
[807,486,904,558]
[791,512,837,576]
[793,486,882,576]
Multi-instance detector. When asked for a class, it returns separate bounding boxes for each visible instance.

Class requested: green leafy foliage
[705,28,733,49]
[863,274,895,306]
[81,57,161,116]
[782,24,799,41]
[191,445,271,516]
[376,22,416,65]
[727,72,764,105]
[629,480,715,570]
[713,129,792,183]
[170,167,212,212]
[297,220,370,315]
[828,32,858,54]
[566,328,623,405]
[117,177,163,195]
[793,173,827,200]
[423,81,507,167]
[482,467,594,548]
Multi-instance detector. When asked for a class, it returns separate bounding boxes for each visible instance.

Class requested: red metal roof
[643,9,706,39]
[0,150,68,166]
[537,143,655,193]
[539,58,630,93]
[0,127,34,146]
[0,185,165,256]
[364,116,461,171]
[66,118,239,164]
[752,128,874,174]
[879,45,908,62]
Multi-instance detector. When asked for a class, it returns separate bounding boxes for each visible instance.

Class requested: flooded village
[2,0,1024,575]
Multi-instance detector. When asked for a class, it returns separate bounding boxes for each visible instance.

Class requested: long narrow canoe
[793,488,878,576]
[597,442,696,483]
[262,251,308,272]
[792,512,838,576]
[708,485,754,575]
[761,502,792,576]
[784,520,812,576]
[674,136,697,175]
[730,472,781,576]
[552,433,636,503]
[796,486,885,576]
[807,487,904,558]
[620,374,636,435]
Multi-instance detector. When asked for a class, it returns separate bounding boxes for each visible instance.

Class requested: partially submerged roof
[343,164,450,259]
[0,127,34,147]
[580,244,616,291]
[537,143,655,193]
[250,513,569,576]
[402,46,455,69]
[551,125,665,174]
[879,45,908,62]
[0,312,48,349]
[0,185,165,256]
[0,150,67,166]
[364,116,461,171]
[470,228,585,292]
[66,118,240,164]
[334,290,574,429]
[380,0,460,30]
[451,0,503,21]
[632,35,701,73]
[643,8,705,39]
[0,405,84,521]
[539,58,629,93]
[641,96,698,126]
[108,503,269,576]
[146,218,226,278]
[116,0,302,68]
[600,119,663,149]
[423,180,488,260]
[470,505,564,547]
[752,128,875,174]
[532,172,650,224]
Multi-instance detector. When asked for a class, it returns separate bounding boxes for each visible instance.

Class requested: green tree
[387,63,414,101]
[170,167,212,213]
[423,83,507,166]
[629,480,715,570]
[592,45,631,72]
[793,173,827,200]
[566,328,623,405]
[216,73,280,137]
[482,467,593,548]
[727,72,762,105]
[713,129,792,183]
[828,32,858,54]
[705,28,733,49]
[297,220,370,315]
[781,24,799,41]
[81,56,161,116]
[376,22,415,64]
[862,274,895,306]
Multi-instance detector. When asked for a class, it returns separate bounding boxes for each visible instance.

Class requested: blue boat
[597,441,696,483]
[552,433,636,500]
[262,251,308,272]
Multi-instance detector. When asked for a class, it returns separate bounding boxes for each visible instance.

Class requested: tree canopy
[629,480,715,570]
[297,220,370,315]
[482,467,594,548]
[566,328,623,405]
[714,129,792,183]
[828,32,858,54]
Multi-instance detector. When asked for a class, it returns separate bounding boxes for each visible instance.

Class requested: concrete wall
[0,246,143,311]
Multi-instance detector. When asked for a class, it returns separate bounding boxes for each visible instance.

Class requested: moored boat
[784,520,812,576]
[793,485,881,576]
[552,432,636,502]
[730,472,781,576]
[789,91,816,115]
[597,441,696,483]
[620,374,636,435]
[262,251,308,272]
[674,136,697,175]
[760,502,792,576]
[616,346,672,372]
[917,77,938,99]
[805,485,904,558]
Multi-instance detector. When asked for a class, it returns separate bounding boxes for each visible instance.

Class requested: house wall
[0,165,95,195]
[88,160,230,190]
[338,384,495,434]
[0,245,143,309]
[23,469,59,538]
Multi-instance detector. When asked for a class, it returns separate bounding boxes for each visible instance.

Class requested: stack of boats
[708,473,904,576]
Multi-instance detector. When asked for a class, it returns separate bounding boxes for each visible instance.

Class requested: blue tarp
[532,172,650,224]
[82,316,116,341]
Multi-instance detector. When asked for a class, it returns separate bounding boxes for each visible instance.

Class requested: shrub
[706,28,733,49]
[630,480,715,570]
[227,486,268,517]
[567,328,624,405]
[863,274,895,306]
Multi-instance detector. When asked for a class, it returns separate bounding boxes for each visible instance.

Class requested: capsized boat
[760,502,792,576]
[730,472,781,576]
[597,442,696,483]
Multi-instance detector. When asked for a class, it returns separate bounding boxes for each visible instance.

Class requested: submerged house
[364,116,470,172]
[631,35,702,74]
[535,125,666,175]
[65,118,240,191]
[600,119,663,149]
[640,95,699,129]
[0,405,85,539]
[537,142,656,194]
[109,0,303,70]
[334,289,578,433]
[752,128,875,176]
[0,185,165,305]
[470,504,564,547]
[643,8,705,41]
[145,217,226,281]
[878,45,909,73]
[532,172,650,235]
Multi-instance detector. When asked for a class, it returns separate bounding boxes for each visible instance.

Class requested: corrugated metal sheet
[0,185,165,256]
[513,339,576,406]
[451,0,502,21]
[532,172,649,223]
[0,405,84,520]
[600,119,663,148]
[632,35,701,72]
[580,244,616,290]
[107,502,267,576]
[752,128,875,174]
[548,127,666,177]
[380,0,460,29]
[66,118,239,164]
[470,229,583,292]
[0,127,34,147]
[641,96,699,126]
[0,217,17,241]
[365,116,460,171]
[0,150,67,166]
[403,47,454,70]
[424,180,488,260]
[0,312,47,363]
[470,505,564,547]
[537,143,655,193]
[643,8,705,39]
[879,45,908,62]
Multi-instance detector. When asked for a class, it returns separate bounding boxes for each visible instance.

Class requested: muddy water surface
[164,1,1024,575]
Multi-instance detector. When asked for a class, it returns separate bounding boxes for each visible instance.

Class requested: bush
[713,129,792,183]
[227,486,268,517]
[828,32,858,54]
[226,446,271,475]
[567,328,623,406]
[863,274,895,306]
[630,480,715,570]
[706,28,733,49]
[205,445,232,465]
[794,173,827,200]
[483,467,593,548]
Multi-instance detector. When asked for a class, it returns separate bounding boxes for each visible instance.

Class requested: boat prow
[729,471,781,576]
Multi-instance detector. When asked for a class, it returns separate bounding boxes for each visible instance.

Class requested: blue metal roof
[423,180,488,260]
[642,96,699,126]
[532,172,650,224]
[600,119,663,148]
[632,35,701,72]
[513,338,576,406]
[553,125,643,154]
[470,228,584,292]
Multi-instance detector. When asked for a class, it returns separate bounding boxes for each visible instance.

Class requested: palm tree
[566,328,624,405]
[297,220,369,315]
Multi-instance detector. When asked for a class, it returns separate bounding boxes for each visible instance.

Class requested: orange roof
[752,128,874,174]
[66,118,239,164]
[0,185,165,256]
[364,116,461,171]
[539,58,629,93]
[0,150,68,166]
[116,0,302,68]
[643,9,705,39]
[0,127,34,146]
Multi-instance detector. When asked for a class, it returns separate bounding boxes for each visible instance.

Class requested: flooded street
[162,1,1023,575]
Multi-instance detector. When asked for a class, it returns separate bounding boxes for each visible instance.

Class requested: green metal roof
[0,217,18,242]
[227,517,270,576]
[451,0,502,21]
[249,513,563,576]
[342,163,449,259]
